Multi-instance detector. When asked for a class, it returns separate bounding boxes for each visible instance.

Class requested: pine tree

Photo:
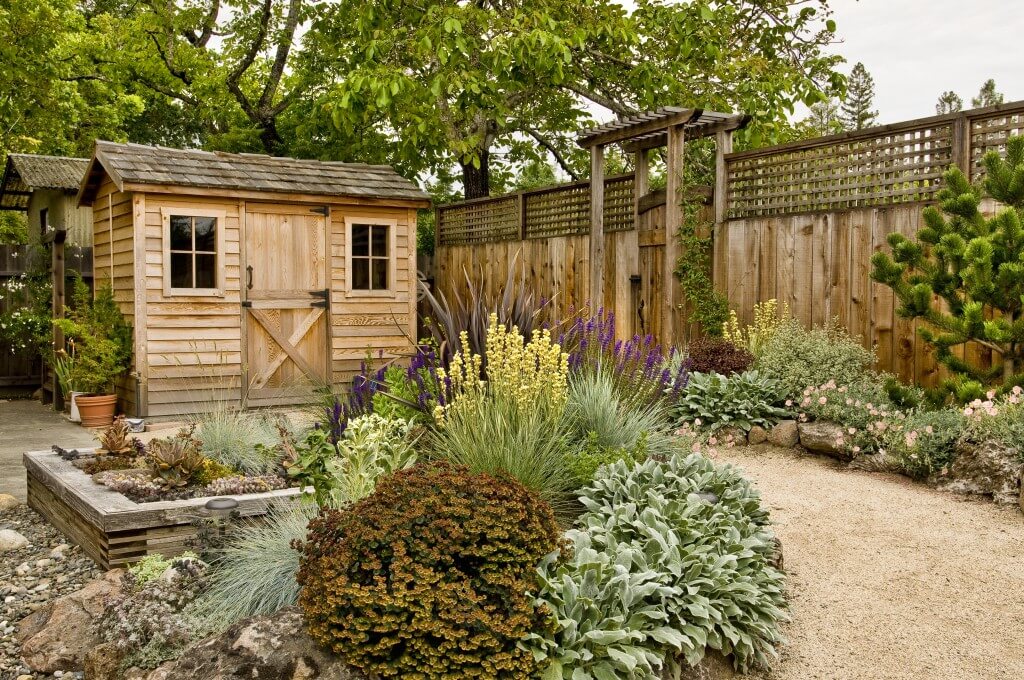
[839,62,879,130]
[972,79,1004,108]
[871,136,1024,400]
[935,90,963,115]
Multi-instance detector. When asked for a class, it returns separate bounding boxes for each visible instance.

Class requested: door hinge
[310,289,329,298]
[241,301,252,308]
[310,206,329,216]
[310,300,328,309]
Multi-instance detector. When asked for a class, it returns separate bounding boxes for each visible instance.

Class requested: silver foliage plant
[526,453,787,679]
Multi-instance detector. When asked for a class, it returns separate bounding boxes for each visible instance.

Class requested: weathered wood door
[242,203,330,406]
[634,201,666,341]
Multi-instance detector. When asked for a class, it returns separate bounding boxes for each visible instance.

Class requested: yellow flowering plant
[722,299,789,357]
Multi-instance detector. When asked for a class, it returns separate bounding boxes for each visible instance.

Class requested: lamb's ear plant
[671,371,790,432]
[528,453,787,676]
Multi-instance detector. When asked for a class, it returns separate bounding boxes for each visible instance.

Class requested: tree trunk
[258,117,284,156]
[461,149,491,200]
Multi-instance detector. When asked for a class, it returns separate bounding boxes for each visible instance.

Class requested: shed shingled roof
[79,141,429,205]
[0,154,90,210]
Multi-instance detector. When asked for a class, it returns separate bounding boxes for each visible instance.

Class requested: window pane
[170,216,192,250]
[352,258,370,290]
[195,254,216,288]
[194,217,217,252]
[352,225,370,257]
[371,226,388,257]
[170,253,193,288]
[371,259,388,290]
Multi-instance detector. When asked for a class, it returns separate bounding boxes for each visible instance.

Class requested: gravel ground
[713,444,1024,680]
[0,504,100,680]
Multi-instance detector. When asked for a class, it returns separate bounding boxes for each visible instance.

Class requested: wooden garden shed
[77,141,430,417]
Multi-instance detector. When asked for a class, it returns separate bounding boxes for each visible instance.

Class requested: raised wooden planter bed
[24,449,301,569]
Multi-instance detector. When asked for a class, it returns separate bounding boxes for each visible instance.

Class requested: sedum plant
[528,453,786,676]
[672,371,790,432]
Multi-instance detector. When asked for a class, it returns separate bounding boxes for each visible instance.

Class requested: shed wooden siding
[328,206,418,382]
[90,177,138,413]
[139,194,244,416]
[26,190,93,247]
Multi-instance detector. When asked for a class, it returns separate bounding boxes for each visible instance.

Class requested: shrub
[558,310,689,407]
[721,299,789,357]
[567,430,646,486]
[191,408,281,475]
[881,408,965,479]
[53,281,132,394]
[685,336,754,376]
[297,462,562,679]
[755,319,874,397]
[527,454,786,676]
[796,379,900,453]
[959,387,1024,459]
[189,503,319,626]
[672,371,790,432]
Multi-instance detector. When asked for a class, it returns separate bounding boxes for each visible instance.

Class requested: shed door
[242,203,330,406]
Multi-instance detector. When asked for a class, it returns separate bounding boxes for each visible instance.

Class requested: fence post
[952,112,972,178]
[664,124,686,347]
[517,192,527,240]
[589,145,605,308]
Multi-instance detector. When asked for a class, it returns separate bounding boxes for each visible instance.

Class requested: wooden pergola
[577,106,749,340]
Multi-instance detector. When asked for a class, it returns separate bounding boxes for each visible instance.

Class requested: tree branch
[185,0,220,47]
[226,0,272,120]
[525,128,580,181]
[257,0,301,112]
[148,31,192,85]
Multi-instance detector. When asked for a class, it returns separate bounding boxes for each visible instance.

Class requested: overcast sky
[818,0,1023,121]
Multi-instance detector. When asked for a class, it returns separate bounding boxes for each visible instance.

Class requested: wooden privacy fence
[718,100,1024,387]
[436,175,714,346]
[434,99,1024,387]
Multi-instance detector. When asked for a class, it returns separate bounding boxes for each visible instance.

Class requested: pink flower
[694,418,703,427]
[963,407,974,416]
[852,446,861,453]
[1013,385,1022,396]
[708,436,718,446]
[691,442,702,453]
[785,399,793,407]
[848,427,856,435]
[818,396,827,404]
[987,390,997,400]
[925,425,933,434]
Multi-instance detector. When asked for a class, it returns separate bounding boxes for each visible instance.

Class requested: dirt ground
[714,445,1024,680]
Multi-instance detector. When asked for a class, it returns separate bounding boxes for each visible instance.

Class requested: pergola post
[50,229,67,412]
[714,129,733,224]
[633,149,649,224]
[589,144,605,309]
[664,123,686,346]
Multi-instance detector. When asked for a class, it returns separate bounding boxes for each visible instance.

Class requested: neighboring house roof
[78,141,430,206]
[0,154,90,210]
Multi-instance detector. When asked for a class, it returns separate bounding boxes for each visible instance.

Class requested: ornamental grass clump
[190,406,281,475]
[527,453,786,677]
[432,315,577,511]
[297,462,562,679]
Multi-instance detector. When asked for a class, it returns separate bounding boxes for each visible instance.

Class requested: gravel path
[714,445,1024,680]
[0,504,100,680]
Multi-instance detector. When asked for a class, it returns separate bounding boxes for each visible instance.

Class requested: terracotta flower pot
[76,394,118,428]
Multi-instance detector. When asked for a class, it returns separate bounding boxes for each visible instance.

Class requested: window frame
[344,216,398,298]
[161,207,226,297]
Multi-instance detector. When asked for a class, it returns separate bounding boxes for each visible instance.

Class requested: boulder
[938,440,1023,506]
[716,427,747,446]
[666,650,737,679]
[767,420,799,448]
[18,569,125,673]
[747,425,768,445]
[141,606,364,680]
[798,421,852,460]
[0,529,29,552]
[0,492,21,509]
[768,536,784,572]
[83,642,125,680]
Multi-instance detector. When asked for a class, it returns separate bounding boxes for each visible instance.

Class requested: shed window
[350,224,390,291]
[166,214,219,292]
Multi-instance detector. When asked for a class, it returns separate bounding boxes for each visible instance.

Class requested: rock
[0,493,21,509]
[938,440,1023,506]
[798,421,853,460]
[159,556,206,583]
[0,529,30,552]
[716,427,747,446]
[143,606,364,680]
[83,641,125,680]
[17,569,125,673]
[747,425,768,445]
[768,536,784,572]
[767,420,799,448]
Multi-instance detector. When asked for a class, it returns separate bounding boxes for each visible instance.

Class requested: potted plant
[52,343,84,422]
[54,278,132,428]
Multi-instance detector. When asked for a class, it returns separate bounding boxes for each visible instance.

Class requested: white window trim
[161,207,227,297]
[344,216,398,298]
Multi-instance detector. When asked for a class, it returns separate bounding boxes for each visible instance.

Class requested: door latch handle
[246,265,253,290]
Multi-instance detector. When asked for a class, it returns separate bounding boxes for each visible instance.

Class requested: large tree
[839,62,878,131]
[935,90,963,115]
[971,78,1004,108]
[316,0,844,198]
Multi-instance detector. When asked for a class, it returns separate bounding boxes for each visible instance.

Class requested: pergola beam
[578,108,701,149]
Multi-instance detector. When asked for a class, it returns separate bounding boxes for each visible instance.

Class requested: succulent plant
[147,429,205,488]
[204,474,289,496]
[96,416,134,456]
